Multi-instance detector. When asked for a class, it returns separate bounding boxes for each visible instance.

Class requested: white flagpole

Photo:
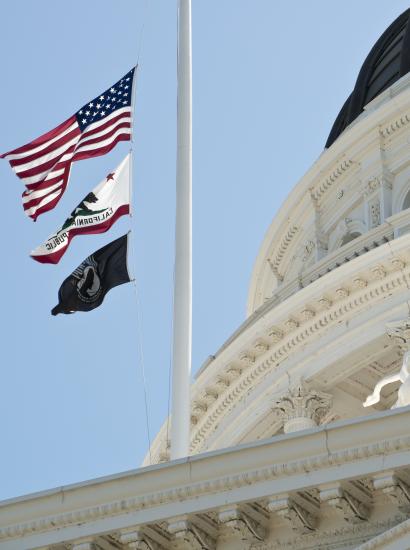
[170,0,192,460]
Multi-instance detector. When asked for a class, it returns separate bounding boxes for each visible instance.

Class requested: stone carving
[353,278,367,289]
[311,158,354,203]
[268,327,284,343]
[371,265,386,280]
[253,339,269,355]
[391,257,406,270]
[369,199,381,228]
[300,308,315,321]
[386,319,410,352]
[272,380,332,433]
[335,287,349,298]
[267,258,284,283]
[168,517,216,550]
[318,297,332,309]
[267,493,318,533]
[363,351,410,409]
[301,240,315,262]
[284,318,299,331]
[218,504,267,543]
[364,177,381,197]
[320,482,371,523]
[239,352,255,368]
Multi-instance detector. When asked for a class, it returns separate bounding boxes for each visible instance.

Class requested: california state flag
[31,154,131,264]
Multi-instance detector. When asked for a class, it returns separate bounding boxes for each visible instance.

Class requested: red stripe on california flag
[31,205,130,264]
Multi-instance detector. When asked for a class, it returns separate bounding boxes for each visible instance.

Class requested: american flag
[1,67,136,221]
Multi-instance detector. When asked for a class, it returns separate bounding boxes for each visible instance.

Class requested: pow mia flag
[51,234,131,316]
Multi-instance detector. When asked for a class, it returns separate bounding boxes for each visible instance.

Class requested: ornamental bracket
[218,503,267,543]
[373,471,410,513]
[320,481,371,523]
[167,516,216,550]
[267,492,319,533]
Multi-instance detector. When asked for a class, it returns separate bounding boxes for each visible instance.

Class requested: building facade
[3,9,410,550]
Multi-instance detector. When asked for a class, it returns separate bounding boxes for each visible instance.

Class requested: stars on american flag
[75,67,135,131]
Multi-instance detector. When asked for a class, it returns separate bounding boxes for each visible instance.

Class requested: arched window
[341,232,361,246]
[403,189,410,210]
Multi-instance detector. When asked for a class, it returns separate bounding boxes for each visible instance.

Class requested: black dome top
[326,9,410,148]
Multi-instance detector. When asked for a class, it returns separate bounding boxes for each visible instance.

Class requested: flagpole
[170,0,192,460]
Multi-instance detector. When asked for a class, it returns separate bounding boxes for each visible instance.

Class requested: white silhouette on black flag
[51,234,131,315]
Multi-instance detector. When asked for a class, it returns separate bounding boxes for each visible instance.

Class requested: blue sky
[1,0,409,500]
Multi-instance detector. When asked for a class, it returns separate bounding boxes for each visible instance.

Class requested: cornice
[2,410,410,544]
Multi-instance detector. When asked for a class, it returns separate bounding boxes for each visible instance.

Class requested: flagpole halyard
[170,0,192,461]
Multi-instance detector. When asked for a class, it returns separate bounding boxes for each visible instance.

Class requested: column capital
[272,380,332,433]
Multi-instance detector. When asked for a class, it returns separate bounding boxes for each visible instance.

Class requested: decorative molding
[353,278,367,289]
[253,339,270,355]
[369,199,381,228]
[2,434,410,542]
[311,158,354,204]
[268,327,283,343]
[218,504,267,543]
[300,308,315,321]
[269,225,300,278]
[391,257,406,270]
[284,318,299,331]
[371,265,386,280]
[335,287,349,299]
[380,111,410,137]
[317,297,332,309]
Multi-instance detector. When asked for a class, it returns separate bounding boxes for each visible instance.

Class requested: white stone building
[4,8,410,550]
